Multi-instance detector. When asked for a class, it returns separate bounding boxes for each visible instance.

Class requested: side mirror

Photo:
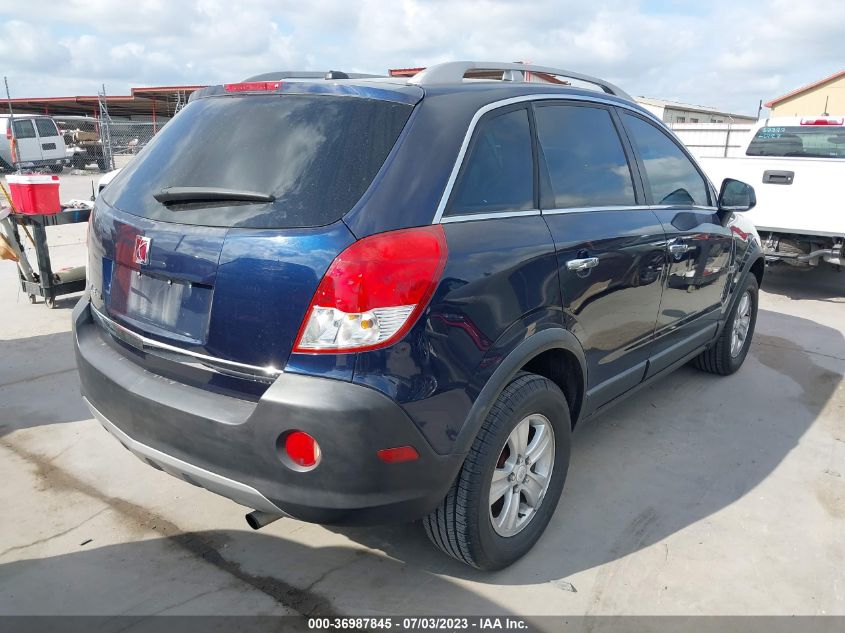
[718,178,756,212]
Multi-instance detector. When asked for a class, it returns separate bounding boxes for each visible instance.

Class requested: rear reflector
[293,226,448,353]
[284,431,321,469]
[800,117,844,125]
[224,81,281,92]
[377,446,420,463]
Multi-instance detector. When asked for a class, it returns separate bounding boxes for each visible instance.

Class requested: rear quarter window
[102,94,413,229]
[446,108,534,215]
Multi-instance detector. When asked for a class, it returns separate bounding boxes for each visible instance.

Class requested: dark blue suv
[73,62,763,570]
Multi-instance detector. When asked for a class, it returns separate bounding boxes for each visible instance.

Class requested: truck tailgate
[699,156,845,237]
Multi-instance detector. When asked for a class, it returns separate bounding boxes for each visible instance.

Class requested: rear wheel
[694,275,758,375]
[49,165,64,174]
[423,372,571,570]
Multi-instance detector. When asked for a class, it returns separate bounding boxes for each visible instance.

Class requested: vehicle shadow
[761,264,845,302]
[0,530,517,619]
[0,329,90,437]
[329,309,844,584]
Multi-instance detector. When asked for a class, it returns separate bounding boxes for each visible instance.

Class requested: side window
[621,112,709,206]
[35,118,59,138]
[534,104,636,208]
[12,119,36,139]
[447,108,533,215]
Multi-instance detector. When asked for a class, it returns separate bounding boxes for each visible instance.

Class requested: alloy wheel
[489,414,555,537]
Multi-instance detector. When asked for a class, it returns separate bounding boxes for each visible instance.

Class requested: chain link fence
[99,120,161,171]
[54,116,168,174]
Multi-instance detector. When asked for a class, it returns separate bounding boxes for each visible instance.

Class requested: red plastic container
[6,174,62,215]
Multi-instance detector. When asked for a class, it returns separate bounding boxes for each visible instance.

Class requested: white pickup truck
[700,116,844,270]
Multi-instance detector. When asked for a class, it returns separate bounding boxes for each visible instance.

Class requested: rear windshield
[102,94,413,228]
[746,126,845,159]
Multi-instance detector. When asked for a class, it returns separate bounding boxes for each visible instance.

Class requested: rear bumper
[73,297,464,525]
[15,157,70,168]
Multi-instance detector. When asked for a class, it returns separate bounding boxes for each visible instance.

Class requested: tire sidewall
[724,276,759,372]
[473,379,571,570]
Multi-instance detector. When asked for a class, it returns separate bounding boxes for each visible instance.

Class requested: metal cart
[10,208,90,308]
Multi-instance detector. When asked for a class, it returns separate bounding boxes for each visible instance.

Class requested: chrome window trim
[542,205,652,216]
[440,209,541,223]
[649,204,718,212]
[432,93,664,225]
[91,305,282,380]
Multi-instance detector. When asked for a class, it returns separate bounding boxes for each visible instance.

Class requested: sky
[1,0,843,116]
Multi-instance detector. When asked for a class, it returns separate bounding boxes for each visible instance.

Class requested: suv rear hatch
[90,85,419,391]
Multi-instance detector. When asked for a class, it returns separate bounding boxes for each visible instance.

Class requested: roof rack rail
[243,71,385,81]
[407,61,632,100]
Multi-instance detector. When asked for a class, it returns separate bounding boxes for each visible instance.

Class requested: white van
[1,115,70,173]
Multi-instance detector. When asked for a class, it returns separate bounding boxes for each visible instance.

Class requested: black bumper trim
[86,397,285,514]
[74,297,465,525]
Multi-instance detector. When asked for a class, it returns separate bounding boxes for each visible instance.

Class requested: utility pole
[4,76,20,172]
[756,99,763,120]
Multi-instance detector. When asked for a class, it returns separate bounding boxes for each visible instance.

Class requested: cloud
[0,0,843,115]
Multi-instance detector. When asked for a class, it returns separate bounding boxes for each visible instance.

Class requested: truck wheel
[49,165,64,174]
[423,372,571,570]
[97,158,108,171]
[694,275,758,375]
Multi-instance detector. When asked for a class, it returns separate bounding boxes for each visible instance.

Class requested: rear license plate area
[106,260,213,343]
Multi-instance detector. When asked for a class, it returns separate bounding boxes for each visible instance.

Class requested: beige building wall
[770,74,845,116]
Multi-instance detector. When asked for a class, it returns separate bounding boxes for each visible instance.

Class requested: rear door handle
[669,242,690,255]
[566,257,599,272]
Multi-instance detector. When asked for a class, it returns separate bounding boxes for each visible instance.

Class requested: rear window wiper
[153,187,275,205]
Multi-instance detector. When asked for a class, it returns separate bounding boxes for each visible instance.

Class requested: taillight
[224,81,281,92]
[293,226,448,353]
[800,117,844,125]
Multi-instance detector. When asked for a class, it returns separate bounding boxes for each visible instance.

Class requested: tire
[97,158,108,171]
[694,274,758,375]
[423,372,571,570]
[49,165,64,174]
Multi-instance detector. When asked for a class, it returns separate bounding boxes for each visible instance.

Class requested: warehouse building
[633,97,757,125]
[4,85,205,124]
[766,69,845,116]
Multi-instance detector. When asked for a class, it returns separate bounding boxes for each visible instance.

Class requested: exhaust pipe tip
[245,510,284,530]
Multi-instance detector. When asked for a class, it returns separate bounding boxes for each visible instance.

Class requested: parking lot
[1,174,843,617]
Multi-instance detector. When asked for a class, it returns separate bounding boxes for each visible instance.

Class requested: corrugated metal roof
[5,85,207,118]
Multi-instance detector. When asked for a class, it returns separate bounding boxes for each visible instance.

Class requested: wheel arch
[749,255,765,288]
[453,328,587,455]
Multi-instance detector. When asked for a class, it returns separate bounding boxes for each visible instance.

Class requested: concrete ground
[1,174,843,617]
